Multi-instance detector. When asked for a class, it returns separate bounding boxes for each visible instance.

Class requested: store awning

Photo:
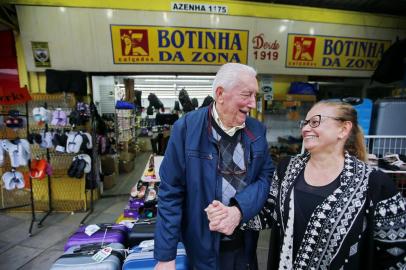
[0,72,31,105]
[0,30,31,105]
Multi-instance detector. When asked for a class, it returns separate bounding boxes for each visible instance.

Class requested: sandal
[137,184,147,199]
[146,183,157,202]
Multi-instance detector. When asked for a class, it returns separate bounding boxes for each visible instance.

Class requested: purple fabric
[64,228,127,251]
[124,207,140,219]
[128,198,144,209]
[46,163,53,176]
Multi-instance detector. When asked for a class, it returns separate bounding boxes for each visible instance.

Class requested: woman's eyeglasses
[299,114,344,129]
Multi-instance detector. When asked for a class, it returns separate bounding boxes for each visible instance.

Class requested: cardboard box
[120,151,135,162]
[137,137,153,152]
[119,159,135,174]
[103,173,117,190]
[101,155,119,175]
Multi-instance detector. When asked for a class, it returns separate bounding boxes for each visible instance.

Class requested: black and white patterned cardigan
[245,152,406,270]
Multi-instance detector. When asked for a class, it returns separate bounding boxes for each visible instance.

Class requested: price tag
[85,224,100,236]
[139,239,155,251]
[91,247,112,262]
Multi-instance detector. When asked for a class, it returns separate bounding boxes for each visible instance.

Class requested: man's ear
[215,87,224,104]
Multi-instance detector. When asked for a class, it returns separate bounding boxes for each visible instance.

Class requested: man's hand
[155,260,175,270]
[205,200,242,235]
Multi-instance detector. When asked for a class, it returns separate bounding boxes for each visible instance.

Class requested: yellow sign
[286,34,391,70]
[111,25,248,65]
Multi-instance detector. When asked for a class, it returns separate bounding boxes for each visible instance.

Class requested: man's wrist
[231,206,242,223]
[229,198,243,221]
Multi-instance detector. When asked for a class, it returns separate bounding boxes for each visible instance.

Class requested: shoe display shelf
[29,93,94,213]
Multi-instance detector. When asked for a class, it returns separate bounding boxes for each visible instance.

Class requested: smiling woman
[246,100,406,270]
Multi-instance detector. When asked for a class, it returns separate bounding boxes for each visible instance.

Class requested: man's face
[217,72,258,127]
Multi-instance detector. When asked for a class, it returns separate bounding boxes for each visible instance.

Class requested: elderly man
[154,63,274,270]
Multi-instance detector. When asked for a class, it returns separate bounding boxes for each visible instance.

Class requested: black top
[293,169,341,259]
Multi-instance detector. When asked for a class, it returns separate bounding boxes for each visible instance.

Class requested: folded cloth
[40,131,54,148]
[66,132,83,153]
[32,107,50,124]
[1,139,31,167]
[2,170,25,190]
[50,109,67,126]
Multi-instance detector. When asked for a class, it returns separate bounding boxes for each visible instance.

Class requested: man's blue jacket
[154,105,274,269]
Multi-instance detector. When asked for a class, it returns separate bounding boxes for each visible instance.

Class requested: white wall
[17,6,406,76]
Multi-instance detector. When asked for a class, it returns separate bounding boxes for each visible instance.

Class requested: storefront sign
[252,33,280,62]
[171,2,228,14]
[286,34,391,70]
[111,25,248,65]
[31,41,51,67]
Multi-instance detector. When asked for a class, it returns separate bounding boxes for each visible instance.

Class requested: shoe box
[103,173,117,190]
[119,159,135,174]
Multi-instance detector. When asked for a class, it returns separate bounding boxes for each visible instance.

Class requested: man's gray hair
[212,63,257,98]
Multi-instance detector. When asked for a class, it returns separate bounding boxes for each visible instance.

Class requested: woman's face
[301,104,344,154]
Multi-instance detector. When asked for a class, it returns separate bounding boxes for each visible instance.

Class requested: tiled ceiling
[248,0,406,16]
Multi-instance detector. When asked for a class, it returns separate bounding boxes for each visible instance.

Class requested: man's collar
[211,102,245,137]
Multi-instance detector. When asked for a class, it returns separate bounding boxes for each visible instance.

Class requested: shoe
[75,159,87,178]
[68,159,78,178]
[145,183,157,202]
[378,159,401,171]
[131,181,145,198]
[367,154,379,167]
[137,184,147,199]
[383,154,406,171]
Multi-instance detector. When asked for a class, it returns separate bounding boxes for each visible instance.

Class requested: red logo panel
[120,29,149,56]
[292,36,316,61]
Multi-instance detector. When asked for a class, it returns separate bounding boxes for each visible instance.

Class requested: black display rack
[0,103,37,236]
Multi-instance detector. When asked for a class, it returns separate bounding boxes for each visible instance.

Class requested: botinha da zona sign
[286,34,391,71]
[111,25,248,65]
